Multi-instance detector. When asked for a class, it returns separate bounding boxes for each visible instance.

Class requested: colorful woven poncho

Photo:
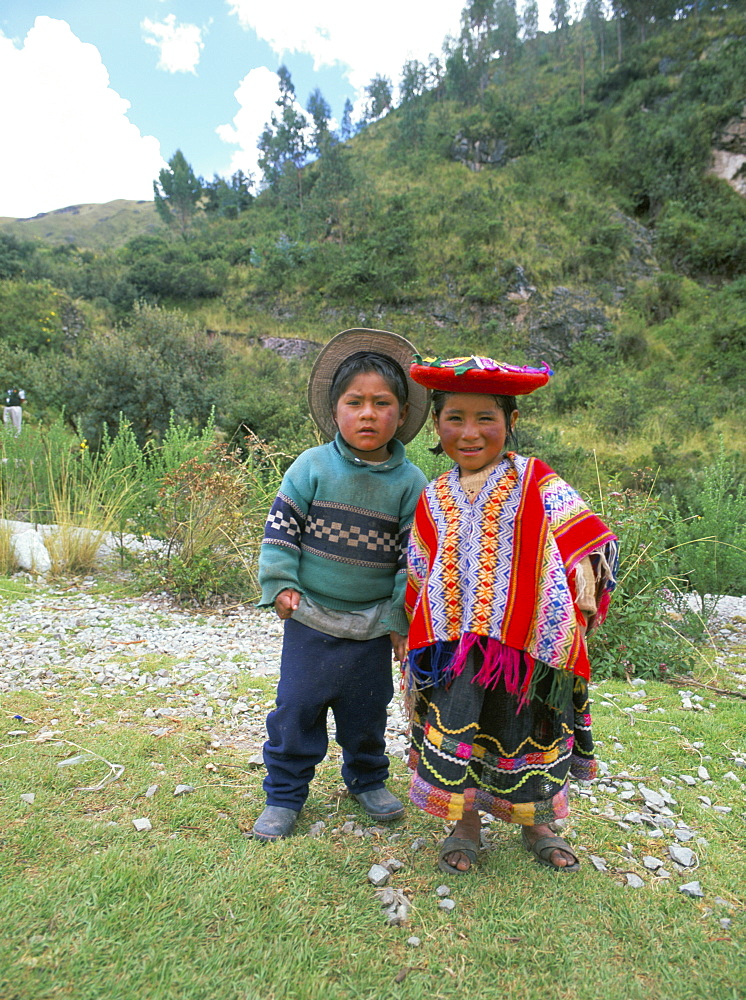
[405,454,618,702]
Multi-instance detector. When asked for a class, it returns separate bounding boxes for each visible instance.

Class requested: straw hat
[409,356,553,395]
[307,328,431,443]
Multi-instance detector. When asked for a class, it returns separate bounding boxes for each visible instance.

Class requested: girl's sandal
[438,835,478,875]
[521,827,580,873]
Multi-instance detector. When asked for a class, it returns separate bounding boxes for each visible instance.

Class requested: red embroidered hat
[409,355,552,395]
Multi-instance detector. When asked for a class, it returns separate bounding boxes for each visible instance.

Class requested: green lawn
[1,632,744,1000]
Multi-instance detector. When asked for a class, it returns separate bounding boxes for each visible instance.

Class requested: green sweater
[258,433,427,636]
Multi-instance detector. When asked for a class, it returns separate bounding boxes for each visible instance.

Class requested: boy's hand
[390,632,408,664]
[275,589,301,620]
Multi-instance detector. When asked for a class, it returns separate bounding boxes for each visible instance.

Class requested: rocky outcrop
[528,287,613,365]
[451,132,508,171]
[708,105,746,196]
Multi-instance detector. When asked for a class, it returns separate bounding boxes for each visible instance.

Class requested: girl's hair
[430,389,518,455]
[329,351,409,409]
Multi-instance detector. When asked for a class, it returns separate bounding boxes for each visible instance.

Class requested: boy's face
[332,371,408,462]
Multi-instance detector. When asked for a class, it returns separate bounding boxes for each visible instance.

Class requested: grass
[1,601,744,1000]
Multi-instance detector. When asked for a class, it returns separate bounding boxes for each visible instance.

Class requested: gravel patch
[0,579,411,754]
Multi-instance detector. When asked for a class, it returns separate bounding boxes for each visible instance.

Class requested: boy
[252,329,429,840]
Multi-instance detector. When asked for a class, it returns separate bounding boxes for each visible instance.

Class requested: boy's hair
[430,389,518,455]
[329,351,409,410]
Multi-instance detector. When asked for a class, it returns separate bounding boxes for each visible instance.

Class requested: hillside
[1,6,745,501]
[0,199,163,250]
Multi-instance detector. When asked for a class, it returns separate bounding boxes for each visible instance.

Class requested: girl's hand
[390,632,408,663]
[274,589,301,620]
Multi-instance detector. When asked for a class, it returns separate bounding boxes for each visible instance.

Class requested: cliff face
[708,105,746,196]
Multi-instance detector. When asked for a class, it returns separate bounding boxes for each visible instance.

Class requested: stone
[713,806,732,814]
[680,775,697,786]
[411,837,427,852]
[144,784,158,798]
[11,529,52,575]
[643,856,663,870]
[639,785,665,810]
[308,821,326,837]
[383,858,405,872]
[697,765,710,781]
[589,855,607,871]
[132,817,152,832]
[20,792,35,804]
[438,898,456,911]
[669,845,696,867]
[173,784,195,796]
[679,881,704,898]
[436,885,451,897]
[674,829,695,842]
[625,873,645,888]
[407,936,421,947]
[368,864,390,887]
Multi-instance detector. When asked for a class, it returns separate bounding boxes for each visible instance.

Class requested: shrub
[588,481,703,681]
[671,441,746,615]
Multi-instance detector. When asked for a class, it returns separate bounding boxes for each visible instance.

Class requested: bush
[671,441,746,615]
[588,482,703,680]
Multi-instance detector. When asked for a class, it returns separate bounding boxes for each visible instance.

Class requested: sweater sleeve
[380,464,428,636]
[257,457,314,607]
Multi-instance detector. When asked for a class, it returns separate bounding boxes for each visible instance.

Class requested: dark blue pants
[262,618,394,810]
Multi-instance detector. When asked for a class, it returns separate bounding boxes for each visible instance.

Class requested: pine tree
[153,151,203,237]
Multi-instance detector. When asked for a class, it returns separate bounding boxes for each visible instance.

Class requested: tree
[72,303,226,448]
[585,0,607,71]
[257,65,309,208]
[364,75,393,121]
[306,88,332,154]
[397,61,429,150]
[494,0,519,62]
[203,170,254,218]
[400,60,427,103]
[551,0,571,52]
[519,0,539,40]
[340,98,355,141]
[153,150,203,237]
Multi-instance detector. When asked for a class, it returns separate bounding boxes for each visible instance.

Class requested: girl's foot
[521,823,578,869]
[442,810,481,872]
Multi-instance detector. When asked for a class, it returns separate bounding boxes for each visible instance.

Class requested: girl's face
[333,371,407,462]
[434,393,518,473]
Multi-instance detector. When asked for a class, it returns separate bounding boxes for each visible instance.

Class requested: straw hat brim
[307,328,431,443]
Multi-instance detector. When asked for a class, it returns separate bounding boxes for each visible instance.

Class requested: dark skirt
[407,649,596,825]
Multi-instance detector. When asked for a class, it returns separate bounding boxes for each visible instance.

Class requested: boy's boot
[353,787,405,822]
[252,805,299,841]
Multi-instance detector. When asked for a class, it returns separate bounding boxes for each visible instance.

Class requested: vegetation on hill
[1,1,745,610]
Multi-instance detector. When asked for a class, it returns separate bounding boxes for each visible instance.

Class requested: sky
[0,1,556,220]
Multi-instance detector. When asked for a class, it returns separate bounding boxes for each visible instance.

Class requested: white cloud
[227,1,558,94]
[226,0,462,94]
[216,66,312,184]
[142,14,205,74]
[0,17,166,218]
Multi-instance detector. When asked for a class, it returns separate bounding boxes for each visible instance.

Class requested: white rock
[669,845,696,867]
[643,856,663,870]
[368,864,390,887]
[173,784,195,796]
[697,765,710,780]
[144,784,158,798]
[436,885,451,897]
[625,873,644,888]
[589,855,607,871]
[438,898,456,911]
[407,936,421,947]
[132,817,152,832]
[20,792,35,804]
[679,881,704,898]
[11,529,52,574]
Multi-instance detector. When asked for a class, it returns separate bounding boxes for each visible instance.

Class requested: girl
[404,356,617,874]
